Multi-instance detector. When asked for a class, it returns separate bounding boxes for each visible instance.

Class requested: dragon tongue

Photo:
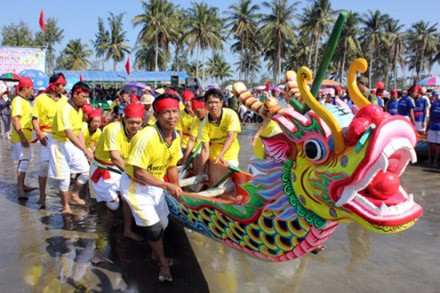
[366,170,400,200]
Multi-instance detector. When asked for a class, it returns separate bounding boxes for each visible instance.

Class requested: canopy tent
[55,70,188,83]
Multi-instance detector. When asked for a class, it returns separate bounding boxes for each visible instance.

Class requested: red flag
[39,10,45,32]
[79,73,83,82]
[265,80,270,92]
[125,57,130,75]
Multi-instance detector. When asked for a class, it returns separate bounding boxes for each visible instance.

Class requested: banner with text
[0,46,46,73]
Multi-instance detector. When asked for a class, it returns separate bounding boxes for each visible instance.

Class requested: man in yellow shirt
[11,77,34,199]
[181,96,207,172]
[90,103,144,241]
[32,72,68,206]
[199,88,241,170]
[120,93,182,283]
[176,90,195,152]
[49,82,94,214]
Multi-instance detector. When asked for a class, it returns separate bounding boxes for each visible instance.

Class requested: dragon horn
[347,58,371,108]
[297,67,345,153]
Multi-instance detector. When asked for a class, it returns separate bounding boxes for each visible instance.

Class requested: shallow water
[0,125,439,292]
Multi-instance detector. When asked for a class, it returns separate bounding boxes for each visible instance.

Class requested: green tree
[184,2,224,88]
[1,22,35,47]
[299,0,334,74]
[207,53,232,86]
[132,0,177,72]
[225,0,260,80]
[406,21,438,83]
[93,12,130,71]
[383,18,405,89]
[56,39,92,70]
[134,43,171,71]
[259,0,298,83]
[359,10,389,88]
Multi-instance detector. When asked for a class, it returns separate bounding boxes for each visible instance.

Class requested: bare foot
[158,265,173,283]
[123,231,144,241]
[70,195,86,206]
[61,207,72,214]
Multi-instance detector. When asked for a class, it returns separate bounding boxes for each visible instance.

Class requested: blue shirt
[386,100,399,115]
[397,96,415,117]
[429,101,440,131]
[414,97,430,122]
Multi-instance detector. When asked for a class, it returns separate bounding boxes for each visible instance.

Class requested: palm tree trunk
[340,44,347,84]
[313,33,321,76]
[308,36,314,66]
[368,44,374,89]
[202,49,206,89]
[155,32,159,72]
[196,45,200,79]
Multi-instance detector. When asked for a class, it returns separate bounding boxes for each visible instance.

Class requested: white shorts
[90,162,121,203]
[427,130,440,144]
[119,172,169,227]
[48,140,89,180]
[40,132,52,162]
[11,143,32,161]
[415,121,426,132]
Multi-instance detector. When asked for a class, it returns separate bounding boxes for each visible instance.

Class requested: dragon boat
[165,58,423,262]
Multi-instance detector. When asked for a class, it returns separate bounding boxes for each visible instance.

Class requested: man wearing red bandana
[11,77,34,200]
[49,82,93,214]
[90,103,144,241]
[32,72,68,207]
[120,93,182,283]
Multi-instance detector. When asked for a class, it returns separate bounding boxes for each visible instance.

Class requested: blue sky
[1,0,439,77]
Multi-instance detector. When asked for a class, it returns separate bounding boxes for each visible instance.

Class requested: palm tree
[259,0,298,84]
[135,43,171,71]
[183,2,224,88]
[299,0,334,74]
[170,9,188,72]
[35,18,64,73]
[94,17,110,70]
[225,0,260,80]
[56,39,92,70]
[207,53,232,86]
[94,12,130,71]
[235,49,261,84]
[132,0,177,72]
[334,11,361,83]
[359,10,389,88]
[383,18,405,89]
[406,21,438,82]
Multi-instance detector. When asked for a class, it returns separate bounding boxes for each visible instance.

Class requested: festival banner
[0,46,46,74]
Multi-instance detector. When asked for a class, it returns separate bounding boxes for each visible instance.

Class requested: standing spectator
[11,78,34,199]
[397,87,416,124]
[0,90,11,140]
[140,93,154,126]
[386,90,400,115]
[413,86,430,133]
[427,90,440,166]
[176,90,195,152]
[357,76,378,105]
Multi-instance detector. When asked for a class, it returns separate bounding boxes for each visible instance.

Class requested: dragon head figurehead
[258,58,423,234]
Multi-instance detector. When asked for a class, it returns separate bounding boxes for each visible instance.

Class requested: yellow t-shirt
[94,121,132,164]
[83,127,102,151]
[32,93,68,132]
[253,120,283,159]
[200,108,241,161]
[11,95,33,142]
[176,110,195,148]
[125,125,182,180]
[51,102,84,142]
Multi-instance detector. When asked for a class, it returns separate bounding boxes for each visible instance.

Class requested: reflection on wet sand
[0,126,439,292]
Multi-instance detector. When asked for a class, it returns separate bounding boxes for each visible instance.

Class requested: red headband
[153,98,180,113]
[191,99,205,111]
[124,103,144,118]
[81,103,94,115]
[181,90,195,101]
[74,88,89,94]
[89,108,102,119]
[55,75,66,85]
[18,77,33,88]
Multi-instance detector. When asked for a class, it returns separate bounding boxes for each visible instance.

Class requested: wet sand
[0,124,439,292]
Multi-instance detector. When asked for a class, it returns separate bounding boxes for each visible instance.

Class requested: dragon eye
[304,139,326,161]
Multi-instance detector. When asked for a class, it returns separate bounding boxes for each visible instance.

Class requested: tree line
[1,0,439,89]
